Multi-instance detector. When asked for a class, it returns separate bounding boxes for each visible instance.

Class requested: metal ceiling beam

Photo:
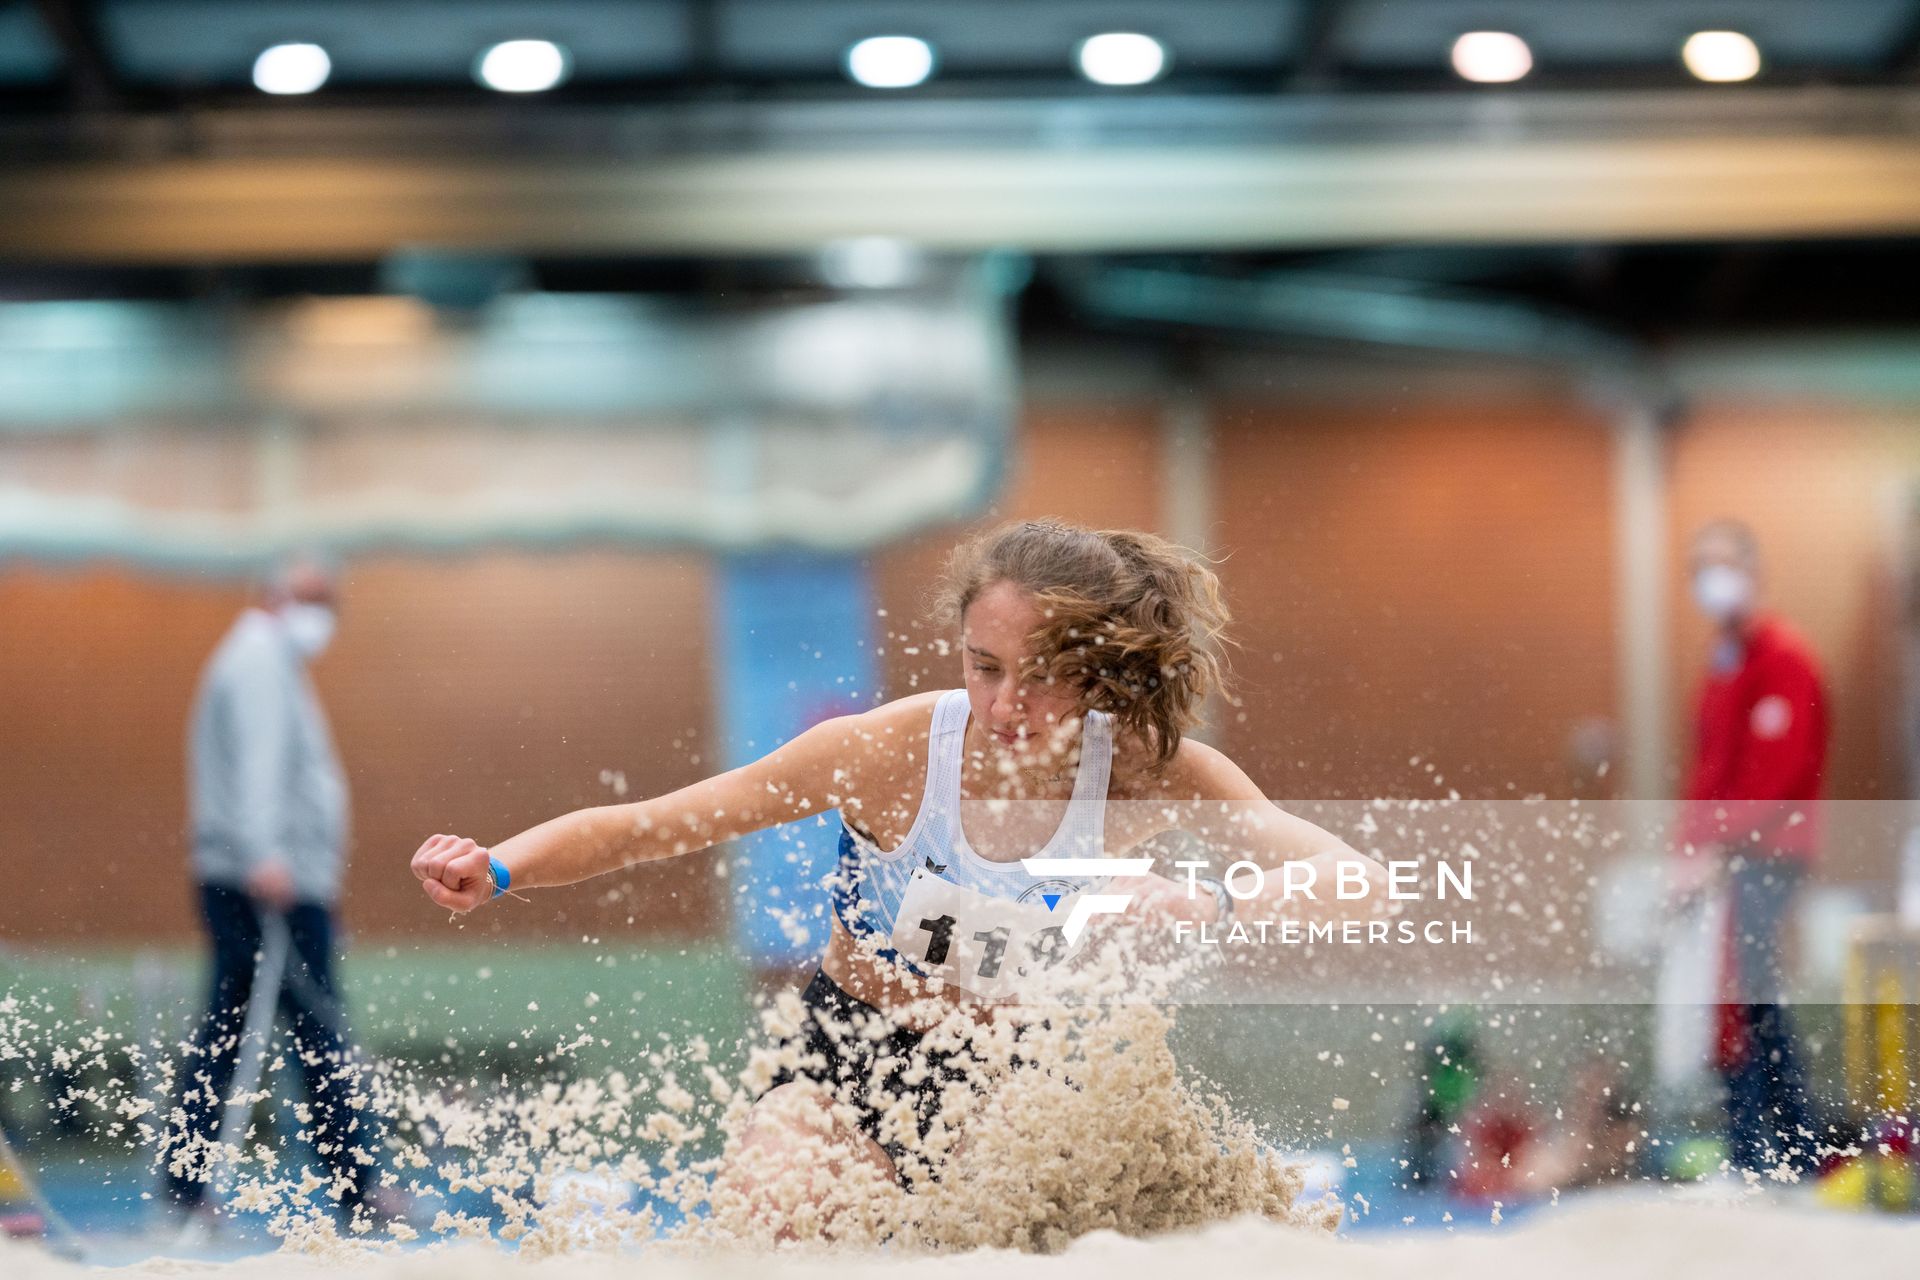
[29,0,119,111]
[4,90,1920,260]
[6,137,1920,261]
[8,86,1920,162]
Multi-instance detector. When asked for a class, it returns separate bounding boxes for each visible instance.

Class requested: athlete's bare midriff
[819,914,994,1030]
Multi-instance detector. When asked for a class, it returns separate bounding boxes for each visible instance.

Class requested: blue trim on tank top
[831,821,914,968]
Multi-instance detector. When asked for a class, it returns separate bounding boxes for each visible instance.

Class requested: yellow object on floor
[1815,1156,1918,1212]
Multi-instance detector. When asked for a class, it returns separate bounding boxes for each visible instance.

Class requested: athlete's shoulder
[1116,734,1266,802]
[837,690,949,748]
[824,693,951,818]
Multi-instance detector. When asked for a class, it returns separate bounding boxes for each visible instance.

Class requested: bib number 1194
[890,868,1080,998]
[912,915,1070,979]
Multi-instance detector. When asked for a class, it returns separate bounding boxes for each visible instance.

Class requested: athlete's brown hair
[936,519,1231,771]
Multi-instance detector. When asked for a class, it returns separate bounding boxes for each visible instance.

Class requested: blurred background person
[162,555,372,1232]
[1676,519,1830,1175]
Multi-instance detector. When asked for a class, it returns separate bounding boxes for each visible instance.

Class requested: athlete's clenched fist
[411,833,495,913]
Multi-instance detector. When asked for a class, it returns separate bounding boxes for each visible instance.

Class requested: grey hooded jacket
[187,608,348,903]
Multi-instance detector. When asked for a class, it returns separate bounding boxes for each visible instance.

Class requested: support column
[1612,398,1671,807]
[1161,385,1221,744]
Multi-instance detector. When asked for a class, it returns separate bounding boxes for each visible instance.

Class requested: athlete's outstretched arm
[412,710,872,913]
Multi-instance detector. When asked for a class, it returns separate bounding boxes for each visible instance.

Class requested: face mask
[281,603,336,658]
[1691,565,1752,622]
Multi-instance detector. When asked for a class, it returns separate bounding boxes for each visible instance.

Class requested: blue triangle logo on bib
[1041,893,1061,911]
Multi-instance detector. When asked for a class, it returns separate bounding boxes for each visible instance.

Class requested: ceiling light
[477,40,569,93]
[252,43,330,96]
[846,36,934,89]
[819,238,924,289]
[1077,33,1167,86]
[1683,31,1761,83]
[1451,31,1531,84]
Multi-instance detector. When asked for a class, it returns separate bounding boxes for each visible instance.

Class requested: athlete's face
[960,580,1083,757]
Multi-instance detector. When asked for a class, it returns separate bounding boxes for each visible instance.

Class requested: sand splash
[1,929,1334,1263]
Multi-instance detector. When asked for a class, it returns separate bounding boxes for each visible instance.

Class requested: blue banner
[714,552,877,970]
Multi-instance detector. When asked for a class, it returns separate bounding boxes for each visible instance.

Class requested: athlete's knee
[717,1082,897,1240]
[736,1081,886,1173]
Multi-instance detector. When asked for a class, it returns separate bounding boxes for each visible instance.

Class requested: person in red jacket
[1676,519,1828,1174]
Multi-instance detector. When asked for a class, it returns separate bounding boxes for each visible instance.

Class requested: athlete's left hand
[1076,869,1213,973]
[1126,870,1218,928]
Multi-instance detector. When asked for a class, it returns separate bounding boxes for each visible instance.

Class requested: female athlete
[411,519,1385,1214]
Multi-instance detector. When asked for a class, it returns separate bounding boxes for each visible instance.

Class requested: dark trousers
[1722,854,1812,1173]
[164,883,372,1214]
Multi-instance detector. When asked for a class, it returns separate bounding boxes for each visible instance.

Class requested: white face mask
[281,602,337,658]
[1692,565,1753,623]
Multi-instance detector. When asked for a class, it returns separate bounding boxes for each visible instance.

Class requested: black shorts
[763,968,982,1178]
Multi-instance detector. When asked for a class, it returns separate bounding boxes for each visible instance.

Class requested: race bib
[889,868,1088,1000]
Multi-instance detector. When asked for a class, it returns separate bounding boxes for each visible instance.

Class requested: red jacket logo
[1750,694,1793,741]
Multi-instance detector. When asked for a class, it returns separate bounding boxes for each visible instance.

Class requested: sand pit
[4,1198,1917,1280]
[9,938,1906,1271]
[3,942,1338,1260]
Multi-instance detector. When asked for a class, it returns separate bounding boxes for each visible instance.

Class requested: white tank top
[830,689,1115,997]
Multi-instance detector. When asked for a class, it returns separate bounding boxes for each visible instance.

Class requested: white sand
[13,939,1910,1271]
[6,1197,1917,1279]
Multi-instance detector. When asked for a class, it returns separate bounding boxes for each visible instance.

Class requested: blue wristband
[488,854,512,898]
